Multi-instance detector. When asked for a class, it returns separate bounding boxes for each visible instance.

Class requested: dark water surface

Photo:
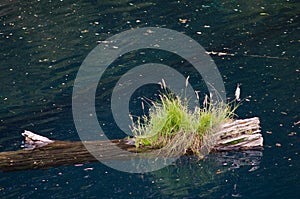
[1,0,299,198]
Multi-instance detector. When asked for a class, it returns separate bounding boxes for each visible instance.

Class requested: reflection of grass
[148,156,224,198]
[131,86,238,158]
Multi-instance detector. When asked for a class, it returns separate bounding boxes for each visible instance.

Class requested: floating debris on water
[179,18,188,24]
[275,143,282,147]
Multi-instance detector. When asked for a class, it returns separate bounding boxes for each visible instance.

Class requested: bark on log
[0,117,263,172]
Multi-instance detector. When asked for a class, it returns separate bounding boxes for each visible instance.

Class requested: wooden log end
[21,130,54,149]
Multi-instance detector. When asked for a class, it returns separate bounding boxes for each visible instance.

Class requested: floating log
[0,117,263,172]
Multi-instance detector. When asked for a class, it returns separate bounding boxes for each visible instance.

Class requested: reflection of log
[0,117,263,172]
[151,150,263,198]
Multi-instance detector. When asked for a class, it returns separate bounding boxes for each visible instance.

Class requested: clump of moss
[130,88,238,158]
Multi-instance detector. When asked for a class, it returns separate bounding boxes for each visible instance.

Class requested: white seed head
[161,79,166,89]
[185,76,190,87]
[195,90,200,100]
[235,83,241,101]
[141,101,145,110]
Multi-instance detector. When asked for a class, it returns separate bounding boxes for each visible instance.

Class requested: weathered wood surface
[214,117,263,151]
[0,117,263,172]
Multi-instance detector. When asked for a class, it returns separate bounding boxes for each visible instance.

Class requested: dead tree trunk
[0,117,263,172]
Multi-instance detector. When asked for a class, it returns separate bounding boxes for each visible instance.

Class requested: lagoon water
[0,0,299,198]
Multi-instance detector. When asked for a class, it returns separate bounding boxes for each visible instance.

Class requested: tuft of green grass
[130,90,238,158]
